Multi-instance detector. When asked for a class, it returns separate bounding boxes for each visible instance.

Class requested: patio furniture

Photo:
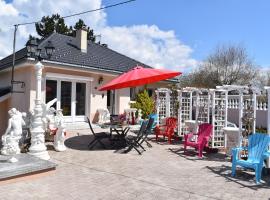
[184,123,213,158]
[87,117,111,150]
[155,117,178,144]
[231,133,270,184]
[223,127,241,156]
[110,124,130,142]
[125,120,148,154]
[138,117,155,148]
[99,66,181,91]
[148,113,158,131]
[97,108,110,124]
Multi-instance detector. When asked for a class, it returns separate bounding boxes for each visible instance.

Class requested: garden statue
[39,98,67,152]
[53,109,67,152]
[1,108,26,161]
[42,98,57,130]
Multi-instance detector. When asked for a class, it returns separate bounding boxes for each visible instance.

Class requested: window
[46,80,57,109]
[61,81,72,116]
[76,82,86,115]
[130,88,136,101]
[148,89,153,97]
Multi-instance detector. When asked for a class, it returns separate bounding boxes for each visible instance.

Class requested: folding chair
[139,117,155,148]
[125,120,148,154]
[87,117,111,149]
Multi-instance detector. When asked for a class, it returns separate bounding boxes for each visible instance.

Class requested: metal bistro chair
[87,117,111,150]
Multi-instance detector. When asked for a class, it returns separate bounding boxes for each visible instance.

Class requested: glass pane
[130,88,136,101]
[61,81,71,116]
[76,82,86,115]
[107,90,111,106]
[46,80,57,109]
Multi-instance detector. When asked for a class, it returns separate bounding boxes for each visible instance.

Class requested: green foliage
[256,127,268,134]
[131,90,154,119]
[35,14,70,38]
[72,19,96,41]
[35,15,95,42]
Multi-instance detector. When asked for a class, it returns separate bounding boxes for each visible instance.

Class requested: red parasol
[99,66,182,91]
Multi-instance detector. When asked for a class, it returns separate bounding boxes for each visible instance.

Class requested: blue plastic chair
[148,113,158,131]
[231,133,270,184]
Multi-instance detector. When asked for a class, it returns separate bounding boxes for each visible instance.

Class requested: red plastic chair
[184,123,213,157]
[155,117,177,144]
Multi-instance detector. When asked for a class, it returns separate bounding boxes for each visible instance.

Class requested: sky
[1,0,270,72]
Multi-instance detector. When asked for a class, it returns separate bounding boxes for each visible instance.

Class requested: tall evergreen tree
[72,19,95,42]
[35,14,69,38]
[35,15,95,42]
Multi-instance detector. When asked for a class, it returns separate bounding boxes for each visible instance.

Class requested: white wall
[227,109,267,129]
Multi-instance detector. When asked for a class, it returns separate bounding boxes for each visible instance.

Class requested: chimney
[76,27,88,53]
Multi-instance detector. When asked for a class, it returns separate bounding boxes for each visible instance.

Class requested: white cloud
[0,0,18,16]
[0,0,197,71]
[100,25,197,70]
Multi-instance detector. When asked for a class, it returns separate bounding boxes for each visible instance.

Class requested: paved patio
[0,128,270,200]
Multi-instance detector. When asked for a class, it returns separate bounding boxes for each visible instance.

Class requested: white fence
[227,95,268,128]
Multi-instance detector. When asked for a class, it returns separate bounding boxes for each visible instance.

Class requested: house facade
[0,29,169,133]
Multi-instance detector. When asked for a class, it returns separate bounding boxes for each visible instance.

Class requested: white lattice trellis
[178,90,192,136]
[155,88,171,125]
[197,90,211,123]
[211,89,228,148]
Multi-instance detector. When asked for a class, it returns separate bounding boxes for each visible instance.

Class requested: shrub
[131,89,154,119]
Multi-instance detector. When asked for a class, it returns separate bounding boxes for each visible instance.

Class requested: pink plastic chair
[184,123,213,157]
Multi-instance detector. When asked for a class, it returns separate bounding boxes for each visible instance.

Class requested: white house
[0,29,171,134]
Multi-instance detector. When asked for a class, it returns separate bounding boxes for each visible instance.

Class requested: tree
[130,90,155,119]
[35,14,70,38]
[72,19,95,42]
[180,45,257,88]
[35,15,95,42]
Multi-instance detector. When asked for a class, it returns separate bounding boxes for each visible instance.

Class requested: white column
[224,90,228,128]
[210,89,215,148]
[252,92,257,134]
[264,87,270,168]
[28,61,50,160]
[189,92,193,120]
[165,90,171,117]
[155,90,160,125]
[195,92,199,122]
[207,93,211,123]
[178,90,182,135]
[238,91,243,147]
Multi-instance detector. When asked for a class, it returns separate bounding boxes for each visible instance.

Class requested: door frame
[45,72,93,122]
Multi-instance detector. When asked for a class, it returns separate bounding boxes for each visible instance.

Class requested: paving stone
[0,129,270,200]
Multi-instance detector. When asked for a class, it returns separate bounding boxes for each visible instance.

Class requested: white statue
[40,98,66,152]
[1,108,26,160]
[42,98,57,130]
[53,110,66,152]
[97,108,110,124]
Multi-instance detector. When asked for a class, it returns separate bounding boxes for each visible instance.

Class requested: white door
[46,79,88,122]
[107,90,116,114]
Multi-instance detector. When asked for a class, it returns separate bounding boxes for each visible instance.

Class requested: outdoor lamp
[98,76,104,84]
[44,41,55,58]
[26,38,38,55]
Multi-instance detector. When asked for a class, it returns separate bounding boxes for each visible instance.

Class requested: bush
[131,89,154,119]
